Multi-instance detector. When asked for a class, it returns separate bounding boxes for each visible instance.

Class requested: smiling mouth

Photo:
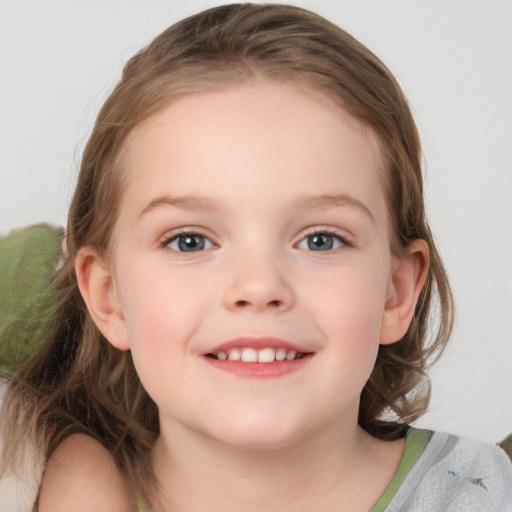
[206,347,309,363]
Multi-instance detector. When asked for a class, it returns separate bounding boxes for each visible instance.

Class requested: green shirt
[369,428,432,511]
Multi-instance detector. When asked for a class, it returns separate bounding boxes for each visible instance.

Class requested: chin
[217,432,302,452]
[200,414,309,451]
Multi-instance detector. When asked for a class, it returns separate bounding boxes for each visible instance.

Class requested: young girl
[1,3,510,511]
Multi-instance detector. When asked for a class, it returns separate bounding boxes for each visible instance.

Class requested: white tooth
[228,348,241,361]
[241,347,258,362]
[258,348,275,363]
[217,351,227,360]
[275,348,287,361]
[286,350,297,361]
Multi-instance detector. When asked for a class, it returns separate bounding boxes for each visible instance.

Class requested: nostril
[234,299,282,309]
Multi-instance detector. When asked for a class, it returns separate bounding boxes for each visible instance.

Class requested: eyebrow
[138,195,221,218]
[293,194,376,223]
[137,193,375,223]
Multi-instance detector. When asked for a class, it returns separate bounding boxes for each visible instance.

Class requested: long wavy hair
[1,2,453,501]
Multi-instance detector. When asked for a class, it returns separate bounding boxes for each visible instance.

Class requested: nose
[222,250,295,313]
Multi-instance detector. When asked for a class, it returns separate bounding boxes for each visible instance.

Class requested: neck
[149,418,403,512]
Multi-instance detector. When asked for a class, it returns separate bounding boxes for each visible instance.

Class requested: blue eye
[297,232,345,251]
[166,234,214,252]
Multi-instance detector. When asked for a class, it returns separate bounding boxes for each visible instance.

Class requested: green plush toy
[0,224,63,377]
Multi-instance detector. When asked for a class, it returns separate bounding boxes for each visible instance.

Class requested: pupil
[308,234,333,251]
[178,235,204,252]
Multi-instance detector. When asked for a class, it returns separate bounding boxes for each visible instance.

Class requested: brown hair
[1,2,453,501]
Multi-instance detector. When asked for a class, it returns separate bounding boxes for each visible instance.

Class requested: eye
[296,232,346,252]
[165,233,215,252]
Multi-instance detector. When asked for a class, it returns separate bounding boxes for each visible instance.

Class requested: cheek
[115,260,216,356]
[304,263,388,331]
[301,262,389,376]
[114,266,197,403]
[315,279,384,387]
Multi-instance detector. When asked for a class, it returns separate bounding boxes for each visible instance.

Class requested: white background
[1,0,511,443]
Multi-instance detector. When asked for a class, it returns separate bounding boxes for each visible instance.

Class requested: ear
[75,247,130,351]
[380,239,429,345]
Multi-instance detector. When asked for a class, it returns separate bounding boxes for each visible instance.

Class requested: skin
[41,80,428,511]
[38,434,134,510]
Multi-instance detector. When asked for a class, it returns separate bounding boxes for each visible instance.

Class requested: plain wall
[1,0,511,443]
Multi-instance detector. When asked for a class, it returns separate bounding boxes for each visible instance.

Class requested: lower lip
[203,355,312,379]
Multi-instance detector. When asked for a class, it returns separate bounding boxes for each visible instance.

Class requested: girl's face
[106,80,400,449]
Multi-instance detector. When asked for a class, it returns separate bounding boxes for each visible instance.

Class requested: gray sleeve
[386,432,512,512]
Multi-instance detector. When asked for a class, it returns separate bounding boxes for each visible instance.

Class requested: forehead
[118,80,387,223]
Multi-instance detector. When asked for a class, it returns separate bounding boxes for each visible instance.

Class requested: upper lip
[204,336,313,355]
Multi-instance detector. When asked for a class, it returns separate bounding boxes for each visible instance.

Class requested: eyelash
[160,230,216,253]
[295,228,351,252]
[160,227,350,254]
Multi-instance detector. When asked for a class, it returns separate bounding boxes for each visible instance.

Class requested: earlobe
[75,247,130,351]
[380,239,429,345]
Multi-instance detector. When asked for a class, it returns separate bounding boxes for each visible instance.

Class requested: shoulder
[38,434,136,512]
[388,430,512,511]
